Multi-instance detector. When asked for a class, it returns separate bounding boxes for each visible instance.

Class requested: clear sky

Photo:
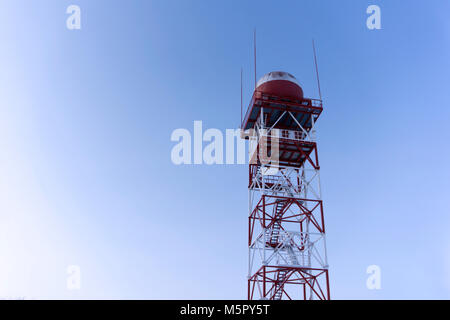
[0,0,449,299]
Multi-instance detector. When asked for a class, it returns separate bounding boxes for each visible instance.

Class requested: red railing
[241,91,323,130]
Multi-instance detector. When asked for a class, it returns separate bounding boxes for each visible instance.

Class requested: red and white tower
[242,71,330,300]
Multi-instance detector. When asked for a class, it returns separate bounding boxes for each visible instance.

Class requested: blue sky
[0,0,449,299]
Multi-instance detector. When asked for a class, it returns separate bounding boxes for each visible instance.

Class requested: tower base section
[248,266,330,300]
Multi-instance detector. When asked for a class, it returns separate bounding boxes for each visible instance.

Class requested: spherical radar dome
[256,71,303,100]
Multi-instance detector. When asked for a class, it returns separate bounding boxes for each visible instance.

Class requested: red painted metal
[257,80,304,100]
[241,90,323,133]
[245,73,330,300]
[248,266,330,300]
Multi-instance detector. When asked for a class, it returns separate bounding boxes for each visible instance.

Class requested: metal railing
[241,91,323,130]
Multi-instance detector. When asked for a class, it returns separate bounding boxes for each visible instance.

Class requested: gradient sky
[0,0,450,299]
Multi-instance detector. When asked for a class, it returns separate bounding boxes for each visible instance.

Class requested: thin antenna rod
[254,29,257,89]
[241,67,243,128]
[312,39,322,100]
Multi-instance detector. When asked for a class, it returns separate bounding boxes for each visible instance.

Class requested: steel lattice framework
[242,90,330,300]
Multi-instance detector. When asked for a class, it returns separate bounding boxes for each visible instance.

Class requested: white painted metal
[256,71,301,89]
[248,110,328,300]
